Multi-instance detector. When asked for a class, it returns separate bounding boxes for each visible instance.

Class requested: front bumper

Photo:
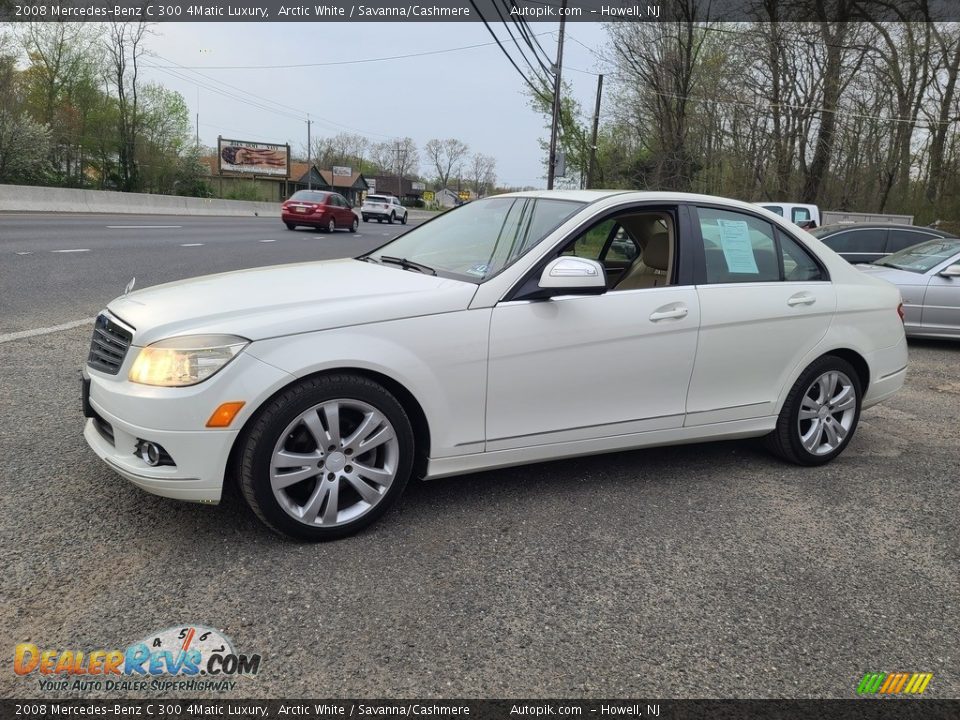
[82,350,294,503]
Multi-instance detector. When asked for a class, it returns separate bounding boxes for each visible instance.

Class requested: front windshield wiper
[378,255,437,276]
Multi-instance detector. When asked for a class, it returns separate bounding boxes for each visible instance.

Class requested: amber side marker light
[206,401,246,428]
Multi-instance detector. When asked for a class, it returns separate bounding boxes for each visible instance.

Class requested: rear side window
[697,207,780,283]
[822,228,887,254]
[779,231,825,281]
[887,229,936,254]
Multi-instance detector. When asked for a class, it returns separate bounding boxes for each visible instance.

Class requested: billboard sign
[367,179,376,191]
[411,181,425,191]
[332,165,352,177]
[218,138,289,177]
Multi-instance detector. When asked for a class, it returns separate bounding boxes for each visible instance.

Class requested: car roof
[813,223,956,237]
[497,189,800,215]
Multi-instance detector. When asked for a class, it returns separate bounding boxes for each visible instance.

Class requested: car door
[886,228,941,255]
[686,204,836,426]
[921,253,960,337]
[485,204,700,451]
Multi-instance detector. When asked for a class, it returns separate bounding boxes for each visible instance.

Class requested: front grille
[87,313,134,375]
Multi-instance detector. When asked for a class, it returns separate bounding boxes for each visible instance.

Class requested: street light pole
[546,0,567,191]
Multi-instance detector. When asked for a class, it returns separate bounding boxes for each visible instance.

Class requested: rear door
[686,204,836,426]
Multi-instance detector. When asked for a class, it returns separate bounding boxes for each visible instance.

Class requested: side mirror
[538,257,607,295]
[939,263,960,278]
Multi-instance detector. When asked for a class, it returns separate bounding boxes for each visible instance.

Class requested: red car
[282,191,359,233]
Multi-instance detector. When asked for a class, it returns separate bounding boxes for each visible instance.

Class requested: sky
[141,22,611,188]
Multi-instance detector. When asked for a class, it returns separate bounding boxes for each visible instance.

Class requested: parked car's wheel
[388,212,395,224]
[350,217,359,233]
[765,355,862,466]
[239,374,415,541]
[401,212,408,225]
[285,223,296,230]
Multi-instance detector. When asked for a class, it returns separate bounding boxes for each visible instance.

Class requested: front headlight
[128,334,249,387]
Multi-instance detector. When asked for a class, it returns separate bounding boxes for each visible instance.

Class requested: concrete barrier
[0,184,280,217]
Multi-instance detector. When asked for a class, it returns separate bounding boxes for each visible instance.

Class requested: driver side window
[559,211,675,290]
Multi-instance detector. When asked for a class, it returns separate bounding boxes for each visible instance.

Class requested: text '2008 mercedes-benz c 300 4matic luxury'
[82,191,908,540]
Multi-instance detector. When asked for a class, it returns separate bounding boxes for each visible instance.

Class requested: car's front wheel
[239,374,415,540]
[765,355,862,466]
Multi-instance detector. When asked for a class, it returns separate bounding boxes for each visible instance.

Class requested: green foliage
[225,183,265,201]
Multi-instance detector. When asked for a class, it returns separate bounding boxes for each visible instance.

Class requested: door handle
[787,293,816,307]
[649,305,688,321]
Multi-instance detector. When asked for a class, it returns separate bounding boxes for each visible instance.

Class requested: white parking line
[0,317,95,345]
[180,243,204,247]
[106,225,182,229]
[51,248,90,253]
[259,239,276,243]
[15,251,32,255]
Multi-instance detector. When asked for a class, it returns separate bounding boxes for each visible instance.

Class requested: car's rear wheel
[765,355,862,466]
[326,218,336,233]
[388,212,395,224]
[239,374,415,540]
[363,216,369,223]
[285,223,296,230]
[401,212,408,225]
[349,217,359,233]
[377,217,383,223]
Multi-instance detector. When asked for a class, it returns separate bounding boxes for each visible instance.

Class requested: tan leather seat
[615,231,670,290]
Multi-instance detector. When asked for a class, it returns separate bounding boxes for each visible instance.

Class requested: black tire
[239,374,415,541]
[400,212,408,225]
[363,216,369,223]
[377,217,383,223]
[349,217,359,233]
[388,212,395,225]
[765,355,862,466]
[285,223,296,230]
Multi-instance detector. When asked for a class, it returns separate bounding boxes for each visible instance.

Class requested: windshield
[874,238,960,273]
[367,196,584,282]
[289,191,328,202]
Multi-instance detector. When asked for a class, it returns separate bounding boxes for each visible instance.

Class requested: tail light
[897,302,905,323]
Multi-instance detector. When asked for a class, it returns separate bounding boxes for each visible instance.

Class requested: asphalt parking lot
[1,213,957,699]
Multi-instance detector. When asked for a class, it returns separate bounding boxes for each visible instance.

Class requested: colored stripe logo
[857,672,933,695]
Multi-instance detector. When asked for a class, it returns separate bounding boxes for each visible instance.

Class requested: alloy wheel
[797,370,857,456]
[269,399,399,527]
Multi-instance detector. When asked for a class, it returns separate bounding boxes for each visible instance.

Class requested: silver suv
[361,194,408,225]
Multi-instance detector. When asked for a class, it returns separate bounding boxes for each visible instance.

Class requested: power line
[145,34,554,71]
[468,0,550,99]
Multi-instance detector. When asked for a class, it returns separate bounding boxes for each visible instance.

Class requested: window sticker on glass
[717,219,759,274]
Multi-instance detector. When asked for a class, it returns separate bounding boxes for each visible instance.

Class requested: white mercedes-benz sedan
[82,191,908,540]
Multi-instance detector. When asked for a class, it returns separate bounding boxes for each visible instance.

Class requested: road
[1,213,958,699]
[0,212,421,336]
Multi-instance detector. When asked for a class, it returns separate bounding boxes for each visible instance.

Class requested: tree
[310,132,369,173]
[104,21,150,192]
[0,108,52,184]
[467,153,496,196]
[369,137,419,178]
[424,137,468,189]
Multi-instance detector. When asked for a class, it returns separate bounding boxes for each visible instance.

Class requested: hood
[854,263,928,286]
[108,258,478,346]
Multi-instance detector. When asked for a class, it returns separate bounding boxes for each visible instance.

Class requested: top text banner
[3,0,958,23]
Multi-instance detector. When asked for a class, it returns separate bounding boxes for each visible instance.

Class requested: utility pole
[195,88,200,149]
[586,73,603,189]
[395,139,402,199]
[306,115,312,190]
[546,0,567,191]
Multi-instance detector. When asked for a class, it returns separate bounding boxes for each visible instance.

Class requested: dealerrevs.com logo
[14,625,261,693]
[857,672,934,695]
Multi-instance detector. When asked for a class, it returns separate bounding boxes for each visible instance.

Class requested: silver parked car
[858,238,960,338]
